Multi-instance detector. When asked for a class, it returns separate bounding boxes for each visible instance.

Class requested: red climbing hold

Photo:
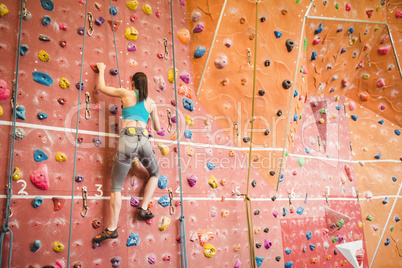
[344,165,352,182]
[52,197,66,211]
[30,164,49,190]
[107,20,121,31]
[345,3,352,11]
[395,10,402,18]
[90,64,99,73]
[359,91,369,101]
[378,44,391,55]
[377,78,385,87]
[366,10,373,18]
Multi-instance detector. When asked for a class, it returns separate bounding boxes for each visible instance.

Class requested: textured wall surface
[0,0,401,268]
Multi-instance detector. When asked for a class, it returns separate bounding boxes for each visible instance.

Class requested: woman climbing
[93,63,161,244]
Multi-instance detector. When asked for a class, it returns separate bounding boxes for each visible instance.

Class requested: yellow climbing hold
[358,222,363,228]
[332,114,337,119]
[124,27,138,40]
[319,118,325,124]
[53,241,64,253]
[0,4,9,17]
[126,0,139,10]
[38,50,50,62]
[363,147,368,152]
[204,244,216,258]
[352,37,358,44]
[59,77,70,88]
[168,68,178,83]
[142,4,152,15]
[12,167,21,181]
[374,26,380,31]
[157,143,169,156]
[159,216,171,231]
[55,152,67,162]
[185,115,194,126]
[0,105,3,116]
[334,95,339,102]
[208,175,218,188]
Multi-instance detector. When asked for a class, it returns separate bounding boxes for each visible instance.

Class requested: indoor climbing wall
[0,0,401,268]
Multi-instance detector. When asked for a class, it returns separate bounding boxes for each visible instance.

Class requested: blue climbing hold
[374,153,382,159]
[109,6,118,15]
[37,112,47,120]
[378,119,384,125]
[351,115,358,121]
[207,162,215,170]
[127,233,139,246]
[293,113,298,121]
[158,175,168,189]
[33,71,53,86]
[349,27,354,34]
[395,129,401,136]
[297,206,304,215]
[285,249,291,255]
[306,230,312,240]
[283,207,288,217]
[315,23,323,34]
[309,244,316,251]
[34,149,48,162]
[294,90,298,98]
[182,97,194,112]
[274,31,283,38]
[41,0,54,11]
[20,44,29,56]
[396,216,401,222]
[279,173,284,183]
[15,105,26,120]
[255,256,264,267]
[392,177,397,182]
[32,196,43,208]
[194,46,206,58]
[285,261,293,268]
[311,51,317,60]
[305,147,310,154]
[158,195,169,207]
[42,15,51,26]
[31,240,41,252]
[184,129,192,139]
[384,238,390,246]
[336,105,341,110]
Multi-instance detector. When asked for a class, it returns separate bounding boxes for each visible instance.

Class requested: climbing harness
[169,0,188,266]
[87,12,94,36]
[167,109,173,133]
[168,188,175,215]
[81,187,89,217]
[164,38,169,60]
[66,1,89,267]
[85,92,91,119]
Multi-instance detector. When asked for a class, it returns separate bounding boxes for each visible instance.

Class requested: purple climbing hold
[187,174,197,187]
[77,26,85,35]
[95,16,105,26]
[193,23,204,33]
[334,248,338,255]
[337,27,343,32]
[329,87,335,93]
[273,210,279,218]
[75,175,84,182]
[92,242,101,249]
[127,42,137,52]
[110,68,119,75]
[110,257,121,268]
[214,55,228,69]
[93,137,102,147]
[264,238,272,249]
[148,254,156,264]
[130,196,140,207]
[76,82,85,90]
[180,72,190,84]
[234,259,241,268]
[340,47,346,54]
[224,39,232,48]
[109,105,118,114]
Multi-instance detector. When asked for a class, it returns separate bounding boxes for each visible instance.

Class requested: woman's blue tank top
[122,91,150,123]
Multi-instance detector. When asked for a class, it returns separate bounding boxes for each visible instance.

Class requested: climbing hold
[297,206,304,215]
[55,152,67,162]
[282,80,292,89]
[269,171,275,176]
[93,137,102,147]
[159,216,171,231]
[182,97,194,112]
[221,210,230,217]
[38,50,50,62]
[395,130,401,136]
[324,242,329,249]
[157,143,169,156]
[177,28,190,45]
[351,115,358,121]
[378,119,384,125]
[33,71,53,86]
[52,241,64,253]
[366,214,373,221]
[391,226,395,231]
[184,129,192,139]
[234,259,241,268]
[345,3,352,11]
[254,210,260,216]
[142,4,152,15]
[130,196,140,207]
[52,197,66,211]
[277,110,282,116]
[180,72,190,84]
[378,44,391,55]
[362,74,370,79]
[12,167,21,181]
[41,0,54,11]
[0,3,9,17]
[256,243,262,248]
[204,244,216,258]
[95,16,105,26]
[111,257,121,267]
[377,78,385,87]
[158,195,169,207]
[297,157,305,167]
[396,216,401,222]
[214,55,228,69]
[193,23,204,33]
[163,255,171,262]
[15,105,25,120]
[311,51,317,60]
[110,68,119,76]
[30,164,49,190]
[77,26,85,35]
[385,238,391,246]
[208,175,218,188]
[349,101,356,111]
[243,137,250,143]
[127,233,139,246]
[274,31,283,38]
[126,0,139,10]
[383,197,388,204]
[158,175,168,189]
[374,153,382,159]
[109,6,118,15]
[286,39,295,52]
[313,36,322,45]
[109,105,118,115]
[30,240,41,252]
[258,90,265,96]
[396,10,402,18]
[192,11,201,22]
[32,196,44,208]
[315,23,323,34]
[342,79,350,87]
[264,238,272,249]
[186,146,194,156]
[0,80,9,101]
[185,115,194,126]
[75,175,84,183]
[255,256,264,267]
[42,15,51,26]
[207,162,215,170]
[306,230,312,240]
[59,77,70,89]
[285,249,292,255]
[125,27,138,40]
[39,34,51,41]
[14,128,25,140]
[168,68,178,83]
[194,46,206,58]
[309,244,316,251]
[178,84,193,99]
[187,174,197,187]
[284,261,293,268]
[264,60,270,67]
[19,44,29,55]
[34,149,48,162]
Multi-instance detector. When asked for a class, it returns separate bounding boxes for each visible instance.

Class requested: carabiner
[87,12,94,36]
[81,186,88,217]
[168,188,175,215]
[164,38,169,60]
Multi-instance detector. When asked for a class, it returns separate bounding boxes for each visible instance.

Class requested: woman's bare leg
[108,192,122,229]
[141,176,158,209]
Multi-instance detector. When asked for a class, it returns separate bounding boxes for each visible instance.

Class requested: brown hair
[132,72,148,102]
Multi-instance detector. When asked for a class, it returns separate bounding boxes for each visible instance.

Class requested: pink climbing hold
[377,78,385,87]
[30,164,49,190]
[378,44,391,55]
[395,10,402,18]
[356,248,365,266]
[313,36,322,45]
[273,210,279,218]
[234,259,241,268]
[345,3,352,11]
[341,79,350,87]
[59,22,68,31]
[214,55,228,69]
[380,105,385,110]
[153,75,166,92]
[0,79,10,101]
[349,101,356,111]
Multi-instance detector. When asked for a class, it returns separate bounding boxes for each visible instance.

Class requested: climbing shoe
[92,228,119,243]
[138,207,155,219]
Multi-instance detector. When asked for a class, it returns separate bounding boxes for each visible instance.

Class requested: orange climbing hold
[177,29,190,45]
[233,243,240,252]
[197,228,214,246]
[221,210,229,217]
[359,91,369,101]
[310,257,317,264]
[52,197,66,211]
[178,84,193,99]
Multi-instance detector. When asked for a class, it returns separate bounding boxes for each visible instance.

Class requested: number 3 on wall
[17,179,28,195]
[95,184,103,197]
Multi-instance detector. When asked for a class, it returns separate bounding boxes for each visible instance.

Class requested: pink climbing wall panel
[0,0,401,268]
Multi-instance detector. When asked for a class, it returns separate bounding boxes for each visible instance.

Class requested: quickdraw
[168,188,175,215]
[325,190,329,206]
[10,80,17,109]
[234,120,239,139]
[366,53,371,67]
[348,29,353,45]
[287,190,293,212]
[80,186,88,217]
[164,38,169,60]
[167,109,173,133]
[85,92,91,119]
[247,48,253,67]
[87,12,94,36]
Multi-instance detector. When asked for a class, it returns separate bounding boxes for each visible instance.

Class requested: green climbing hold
[304,38,307,51]
[336,219,344,227]
[366,214,373,221]
[390,226,394,232]
[335,3,340,9]
[296,0,300,3]
[297,157,305,167]
[285,149,289,157]
[332,237,338,243]
[320,109,327,114]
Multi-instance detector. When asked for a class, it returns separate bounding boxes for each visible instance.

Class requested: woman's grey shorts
[111,127,160,192]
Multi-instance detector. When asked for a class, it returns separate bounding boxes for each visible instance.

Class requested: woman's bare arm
[97,63,127,98]
[150,101,161,131]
